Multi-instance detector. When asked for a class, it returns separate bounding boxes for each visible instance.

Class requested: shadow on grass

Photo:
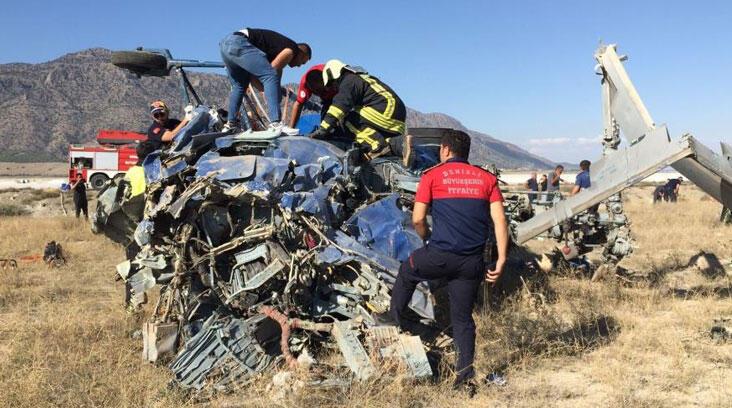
[481,314,620,374]
[669,285,731,299]
[626,251,728,287]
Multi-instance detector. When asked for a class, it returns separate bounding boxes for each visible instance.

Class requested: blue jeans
[219,34,281,125]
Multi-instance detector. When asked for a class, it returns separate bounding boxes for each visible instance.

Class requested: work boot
[222,121,240,133]
[452,379,477,398]
[268,121,299,136]
[364,143,392,161]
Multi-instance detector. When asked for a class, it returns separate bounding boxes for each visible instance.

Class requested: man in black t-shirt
[664,177,682,202]
[146,100,188,150]
[219,28,311,133]
[70,173,88,219]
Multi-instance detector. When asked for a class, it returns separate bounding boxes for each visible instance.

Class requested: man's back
[575,170,591,190]
[415,159,503,255]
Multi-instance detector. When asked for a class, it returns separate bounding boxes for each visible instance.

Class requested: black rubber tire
[89,173,109,190]
[111,51,168,76]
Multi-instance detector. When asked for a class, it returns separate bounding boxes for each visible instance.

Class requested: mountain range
[0,48,555,169]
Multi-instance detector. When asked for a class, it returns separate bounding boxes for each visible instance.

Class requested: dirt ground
[0,162,67,177]
[0,186,730,407]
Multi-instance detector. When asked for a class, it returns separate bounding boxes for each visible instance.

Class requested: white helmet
[322,60,367,86]
[322,59,347,86]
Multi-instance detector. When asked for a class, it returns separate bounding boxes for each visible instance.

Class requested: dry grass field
[0,186,730,407]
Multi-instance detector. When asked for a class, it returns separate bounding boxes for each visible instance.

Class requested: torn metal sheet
[344,194,422,263]
[365,326,432,379]
[332,321,375,381]
[169,314,280,390]
[127,267,156,306]
[134,219,154,247]
[132,251,167,270]
[226,259,286,304]
[142,321,179,363]
[147,185,177,218]
[233,244,268,266]
[195,152,257,181]
[116,260,131,280]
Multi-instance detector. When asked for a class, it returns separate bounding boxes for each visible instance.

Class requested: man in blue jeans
[220,28,311,134]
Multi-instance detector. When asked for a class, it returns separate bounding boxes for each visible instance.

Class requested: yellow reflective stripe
[326,104,345,120]
[345,122,380,150]
[320,120,331,130]
[359,74,395,118]
[358,107,405,133]
[356,128,379,151]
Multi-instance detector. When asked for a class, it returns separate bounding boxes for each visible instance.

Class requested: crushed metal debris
[93,122,442,391]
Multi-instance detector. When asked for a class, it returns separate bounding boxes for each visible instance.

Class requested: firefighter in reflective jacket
[306,59,406,158]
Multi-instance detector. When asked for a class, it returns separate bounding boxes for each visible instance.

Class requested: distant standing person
[70,173,88,219]
[664,177,683,202]
[219,28,311,133]
[525,171,539,203]
[547,165,565,199]
[570,160,591,196]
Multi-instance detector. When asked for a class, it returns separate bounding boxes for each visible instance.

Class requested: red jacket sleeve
[296,74,310,104]
[415,172,433,204]
[487,179,504,203]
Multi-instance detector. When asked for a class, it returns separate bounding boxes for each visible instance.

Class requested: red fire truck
[68,130,147,189]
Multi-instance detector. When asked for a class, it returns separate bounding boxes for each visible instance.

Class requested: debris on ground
[0,258,18,269]
[484,372,508,387]
[42,241,66,268]
[711,317,730,343]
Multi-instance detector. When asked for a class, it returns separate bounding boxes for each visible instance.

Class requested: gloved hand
[306,128,329,140]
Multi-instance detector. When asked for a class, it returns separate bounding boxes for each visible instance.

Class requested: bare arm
[412,202,430,241]
[486,201,509,283]
[570,184,581,196]
[271,48,294,70]
[551,173,560,184]
[161,119,189,142]
[288,101,304,128]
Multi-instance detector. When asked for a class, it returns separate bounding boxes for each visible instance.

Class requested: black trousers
[74,197,88,218]
[390,245,483,384]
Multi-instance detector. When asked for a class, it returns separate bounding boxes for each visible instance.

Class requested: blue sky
[2,0,731,163]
